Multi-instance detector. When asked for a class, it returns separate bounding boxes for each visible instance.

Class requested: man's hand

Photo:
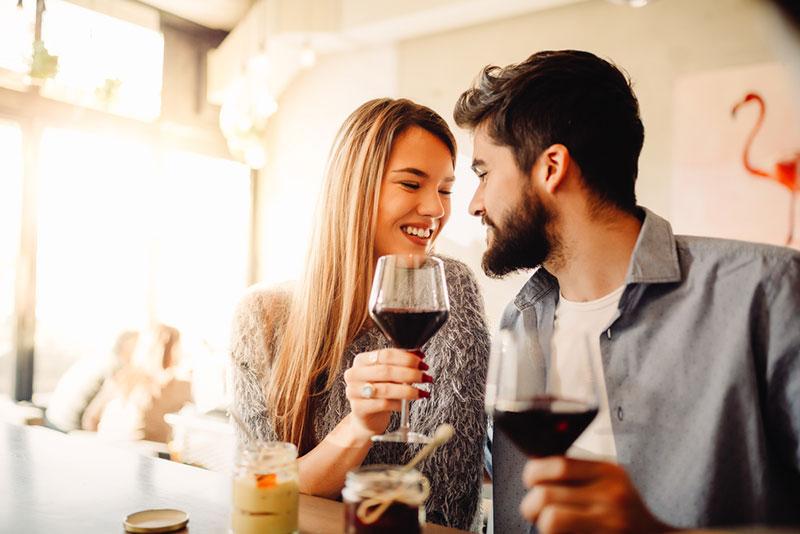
[520,457,673,534]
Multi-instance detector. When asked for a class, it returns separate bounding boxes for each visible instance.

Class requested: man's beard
[481,187,558,278]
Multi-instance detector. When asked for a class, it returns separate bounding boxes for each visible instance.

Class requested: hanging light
[219,62,278,171]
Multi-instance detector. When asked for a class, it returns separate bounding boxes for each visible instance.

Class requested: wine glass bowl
[369,254,450,444]
[486,328,599,457]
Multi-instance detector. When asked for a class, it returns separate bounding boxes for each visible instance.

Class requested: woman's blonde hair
[266,98,456,452]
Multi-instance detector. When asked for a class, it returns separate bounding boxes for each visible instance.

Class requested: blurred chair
[165,407,235,472]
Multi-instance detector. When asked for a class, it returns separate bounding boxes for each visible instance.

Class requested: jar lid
[123,509,189,533]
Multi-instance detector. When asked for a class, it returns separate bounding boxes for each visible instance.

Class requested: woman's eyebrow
[392,168,456,182]
[391,167,428,178]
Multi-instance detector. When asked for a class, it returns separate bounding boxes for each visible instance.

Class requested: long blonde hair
[266,98,456,452]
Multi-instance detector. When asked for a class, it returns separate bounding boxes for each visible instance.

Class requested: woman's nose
[417,188,446,218]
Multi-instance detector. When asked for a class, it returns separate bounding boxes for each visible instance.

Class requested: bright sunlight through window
[0,120,23,397]
[40,0,164,121]
[34,127,250,395]
[0,0,164,121]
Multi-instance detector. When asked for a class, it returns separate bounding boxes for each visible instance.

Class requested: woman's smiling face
[373,126,455,259]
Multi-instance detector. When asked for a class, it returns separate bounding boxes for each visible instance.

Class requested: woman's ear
[530,144,570,195]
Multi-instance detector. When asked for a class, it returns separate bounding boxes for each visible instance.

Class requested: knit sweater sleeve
[229,285,290,444]
[421,256,491,531]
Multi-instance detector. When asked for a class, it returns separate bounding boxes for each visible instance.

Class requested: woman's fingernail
[419,361,429,371]
[412,350,425,359]
[422,373,434,384]
[419,390,430,399]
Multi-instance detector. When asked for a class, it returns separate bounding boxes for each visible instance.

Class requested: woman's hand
[342,348,432,441]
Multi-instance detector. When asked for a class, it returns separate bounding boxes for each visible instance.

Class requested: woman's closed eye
[400,181,421,191]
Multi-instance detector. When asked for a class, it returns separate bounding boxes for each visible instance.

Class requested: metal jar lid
[123,508,189,533]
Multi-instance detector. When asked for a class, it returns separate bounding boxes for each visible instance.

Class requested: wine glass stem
[399,399,410,434]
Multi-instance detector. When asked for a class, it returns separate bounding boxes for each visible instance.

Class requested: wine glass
[485,326,599,457]
[369,254,450,444]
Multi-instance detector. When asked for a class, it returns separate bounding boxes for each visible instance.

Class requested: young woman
[230,98,489,530]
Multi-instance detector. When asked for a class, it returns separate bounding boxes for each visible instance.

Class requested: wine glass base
[371,430,432,445]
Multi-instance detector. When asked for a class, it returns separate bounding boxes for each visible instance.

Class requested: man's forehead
[473,122,491,141]
[472,126,512,162]
[471,124,493,155]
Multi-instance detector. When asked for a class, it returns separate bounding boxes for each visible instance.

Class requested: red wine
[493,396,598,457]
[372,308,449,350]
[344,500,421,533]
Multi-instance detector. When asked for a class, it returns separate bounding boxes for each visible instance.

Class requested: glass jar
[231,441,298,534]
[342,465,430,534]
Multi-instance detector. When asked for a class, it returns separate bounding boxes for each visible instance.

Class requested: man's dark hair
[454,50,644,214]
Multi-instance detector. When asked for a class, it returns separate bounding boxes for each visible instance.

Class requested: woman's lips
[402,229,431,247]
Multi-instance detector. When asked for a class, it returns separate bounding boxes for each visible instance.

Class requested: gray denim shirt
[492,207,800,532]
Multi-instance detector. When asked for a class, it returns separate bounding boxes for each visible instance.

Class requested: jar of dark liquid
[342,465,429,534]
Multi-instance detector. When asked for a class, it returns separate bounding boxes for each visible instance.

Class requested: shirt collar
[624,207,682,284]
[514,206,682,310]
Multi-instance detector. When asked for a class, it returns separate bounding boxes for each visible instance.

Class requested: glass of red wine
[369,254,450,444]
[486,327,599,457]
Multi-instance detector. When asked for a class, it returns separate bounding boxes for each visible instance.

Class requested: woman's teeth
[403,226,433,239]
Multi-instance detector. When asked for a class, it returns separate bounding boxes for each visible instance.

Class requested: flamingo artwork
[731,92,799,246]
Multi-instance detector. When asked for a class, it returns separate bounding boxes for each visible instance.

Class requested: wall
[257,44,398,286]
[397,0,783,327]
[259,0,786,330]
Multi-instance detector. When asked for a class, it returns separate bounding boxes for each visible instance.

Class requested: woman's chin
[400,243,431,256]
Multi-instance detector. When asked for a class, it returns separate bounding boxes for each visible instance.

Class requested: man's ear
[530,144,570,195]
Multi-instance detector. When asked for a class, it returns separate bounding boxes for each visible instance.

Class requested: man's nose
[468,186,484,217]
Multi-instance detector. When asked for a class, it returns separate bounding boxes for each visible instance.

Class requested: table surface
[0,423,468,534]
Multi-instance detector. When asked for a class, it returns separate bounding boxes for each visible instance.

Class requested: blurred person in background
[230,98,490,530]
[44,329,139,433]
[83,323,192,443]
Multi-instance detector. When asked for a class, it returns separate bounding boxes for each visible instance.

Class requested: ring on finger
[360,383,375,399]
[367,351,379,365]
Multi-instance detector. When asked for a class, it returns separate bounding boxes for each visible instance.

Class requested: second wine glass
[369,254,450,444]
[486,327,599,457]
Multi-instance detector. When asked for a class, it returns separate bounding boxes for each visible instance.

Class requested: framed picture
[672,62,799,248]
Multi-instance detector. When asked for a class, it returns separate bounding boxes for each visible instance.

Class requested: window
[34,127,250,396]
[152,151,251,354]
[0,0,164,121]
[0,3,35,90]
[0,120,23,397]
[40,0,164,121]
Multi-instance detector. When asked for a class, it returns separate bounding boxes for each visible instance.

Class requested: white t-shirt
[549,285,624,462]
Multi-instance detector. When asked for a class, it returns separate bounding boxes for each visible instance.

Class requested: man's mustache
[481,215,498,229]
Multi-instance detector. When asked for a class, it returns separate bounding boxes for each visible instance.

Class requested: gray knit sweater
[229,256,490,531]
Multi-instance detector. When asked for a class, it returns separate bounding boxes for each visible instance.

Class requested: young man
[454,50,800,533]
